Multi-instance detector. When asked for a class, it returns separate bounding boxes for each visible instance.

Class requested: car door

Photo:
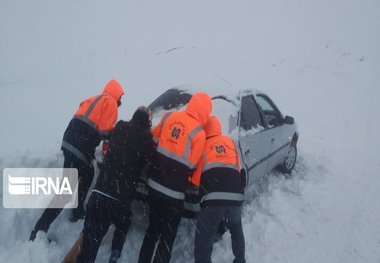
[254,94,290,170]
[238,94,272,186]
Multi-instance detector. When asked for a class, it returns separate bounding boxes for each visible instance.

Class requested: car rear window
[148,89,192,112]
[149,89,238,135]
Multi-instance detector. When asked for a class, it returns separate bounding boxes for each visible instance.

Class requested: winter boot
[29,229,38,241]
[70,207,85,222]
[108,249,121,263]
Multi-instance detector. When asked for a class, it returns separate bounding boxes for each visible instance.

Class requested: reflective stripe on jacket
[149,92,212,202]
[191,116,244,206]
[74,80,124,136]
[62,80,124,162]
[153,112,205,169]
[148,111,205,201]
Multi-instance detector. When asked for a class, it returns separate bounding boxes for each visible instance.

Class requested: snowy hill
[1,0,380,262]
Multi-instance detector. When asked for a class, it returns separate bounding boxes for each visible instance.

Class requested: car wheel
[279,142,297,174]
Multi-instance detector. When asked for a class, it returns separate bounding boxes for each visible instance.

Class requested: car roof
[170,84,267,104]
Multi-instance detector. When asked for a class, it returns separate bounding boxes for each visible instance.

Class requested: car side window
[255,95,282,127]
[240,95,263,130]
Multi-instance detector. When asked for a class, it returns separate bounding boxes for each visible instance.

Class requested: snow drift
[1,0,379,262]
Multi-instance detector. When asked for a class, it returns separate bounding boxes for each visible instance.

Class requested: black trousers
[33,150,94,232]
[194,205,245,263]
[138,194,183,263]
[76,191,132,263]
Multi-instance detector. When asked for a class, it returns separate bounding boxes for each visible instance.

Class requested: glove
[102,140,109,156]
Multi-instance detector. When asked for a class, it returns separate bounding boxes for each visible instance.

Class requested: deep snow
[1,0,380,262]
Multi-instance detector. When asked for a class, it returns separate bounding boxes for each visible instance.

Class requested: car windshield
[149,88,238,136]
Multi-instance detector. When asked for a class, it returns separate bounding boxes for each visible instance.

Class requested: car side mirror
[265,115,278,127]
[283,116,294,125]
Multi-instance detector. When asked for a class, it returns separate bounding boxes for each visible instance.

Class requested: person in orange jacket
[138,92,212,263]
[193,116,246,263]
[29,80,124,241]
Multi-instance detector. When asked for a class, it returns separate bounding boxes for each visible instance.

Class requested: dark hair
[131,106,151,129]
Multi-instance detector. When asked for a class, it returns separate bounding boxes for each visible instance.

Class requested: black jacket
[62,117,101,162]
[199,167,244,207]
[94,110,155,203]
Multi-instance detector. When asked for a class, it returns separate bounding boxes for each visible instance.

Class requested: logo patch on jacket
[171,127,181,139]
[215,145,226,154]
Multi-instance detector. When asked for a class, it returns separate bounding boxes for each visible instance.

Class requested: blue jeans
[195,205,245,263]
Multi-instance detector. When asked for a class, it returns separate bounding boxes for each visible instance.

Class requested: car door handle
[271,138,275,143]
[244,149,250,155]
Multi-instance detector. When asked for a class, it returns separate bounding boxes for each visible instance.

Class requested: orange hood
[204,115,222,138]
[185,92,212,126]
[103,79,124,101]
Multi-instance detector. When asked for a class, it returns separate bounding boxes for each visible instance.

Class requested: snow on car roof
[169,84,237,101]
[171,84,267,104]
[150,84,242,137]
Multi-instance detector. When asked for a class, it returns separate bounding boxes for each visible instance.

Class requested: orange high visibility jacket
[74,79,124,136]
[61,80,124,164]
[147,92,212,202]
[191,116,244,206]
[152,111,205,169]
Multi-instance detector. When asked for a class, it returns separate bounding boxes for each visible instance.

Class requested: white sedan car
[147,86,299,190]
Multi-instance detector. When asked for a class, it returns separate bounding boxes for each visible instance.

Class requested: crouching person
[193,116,246,263]
[76,107,155,263]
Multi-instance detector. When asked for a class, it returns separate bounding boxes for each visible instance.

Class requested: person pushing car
[192,116,246,263]
[138,92,212,263]
[30,79,124,241]
[76,106,156,263]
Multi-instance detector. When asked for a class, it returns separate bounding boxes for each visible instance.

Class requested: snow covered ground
[1,0,380,262]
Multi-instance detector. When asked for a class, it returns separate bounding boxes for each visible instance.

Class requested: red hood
[185,92,212,126]
[103,79,124,101]
[204,115,222,138]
